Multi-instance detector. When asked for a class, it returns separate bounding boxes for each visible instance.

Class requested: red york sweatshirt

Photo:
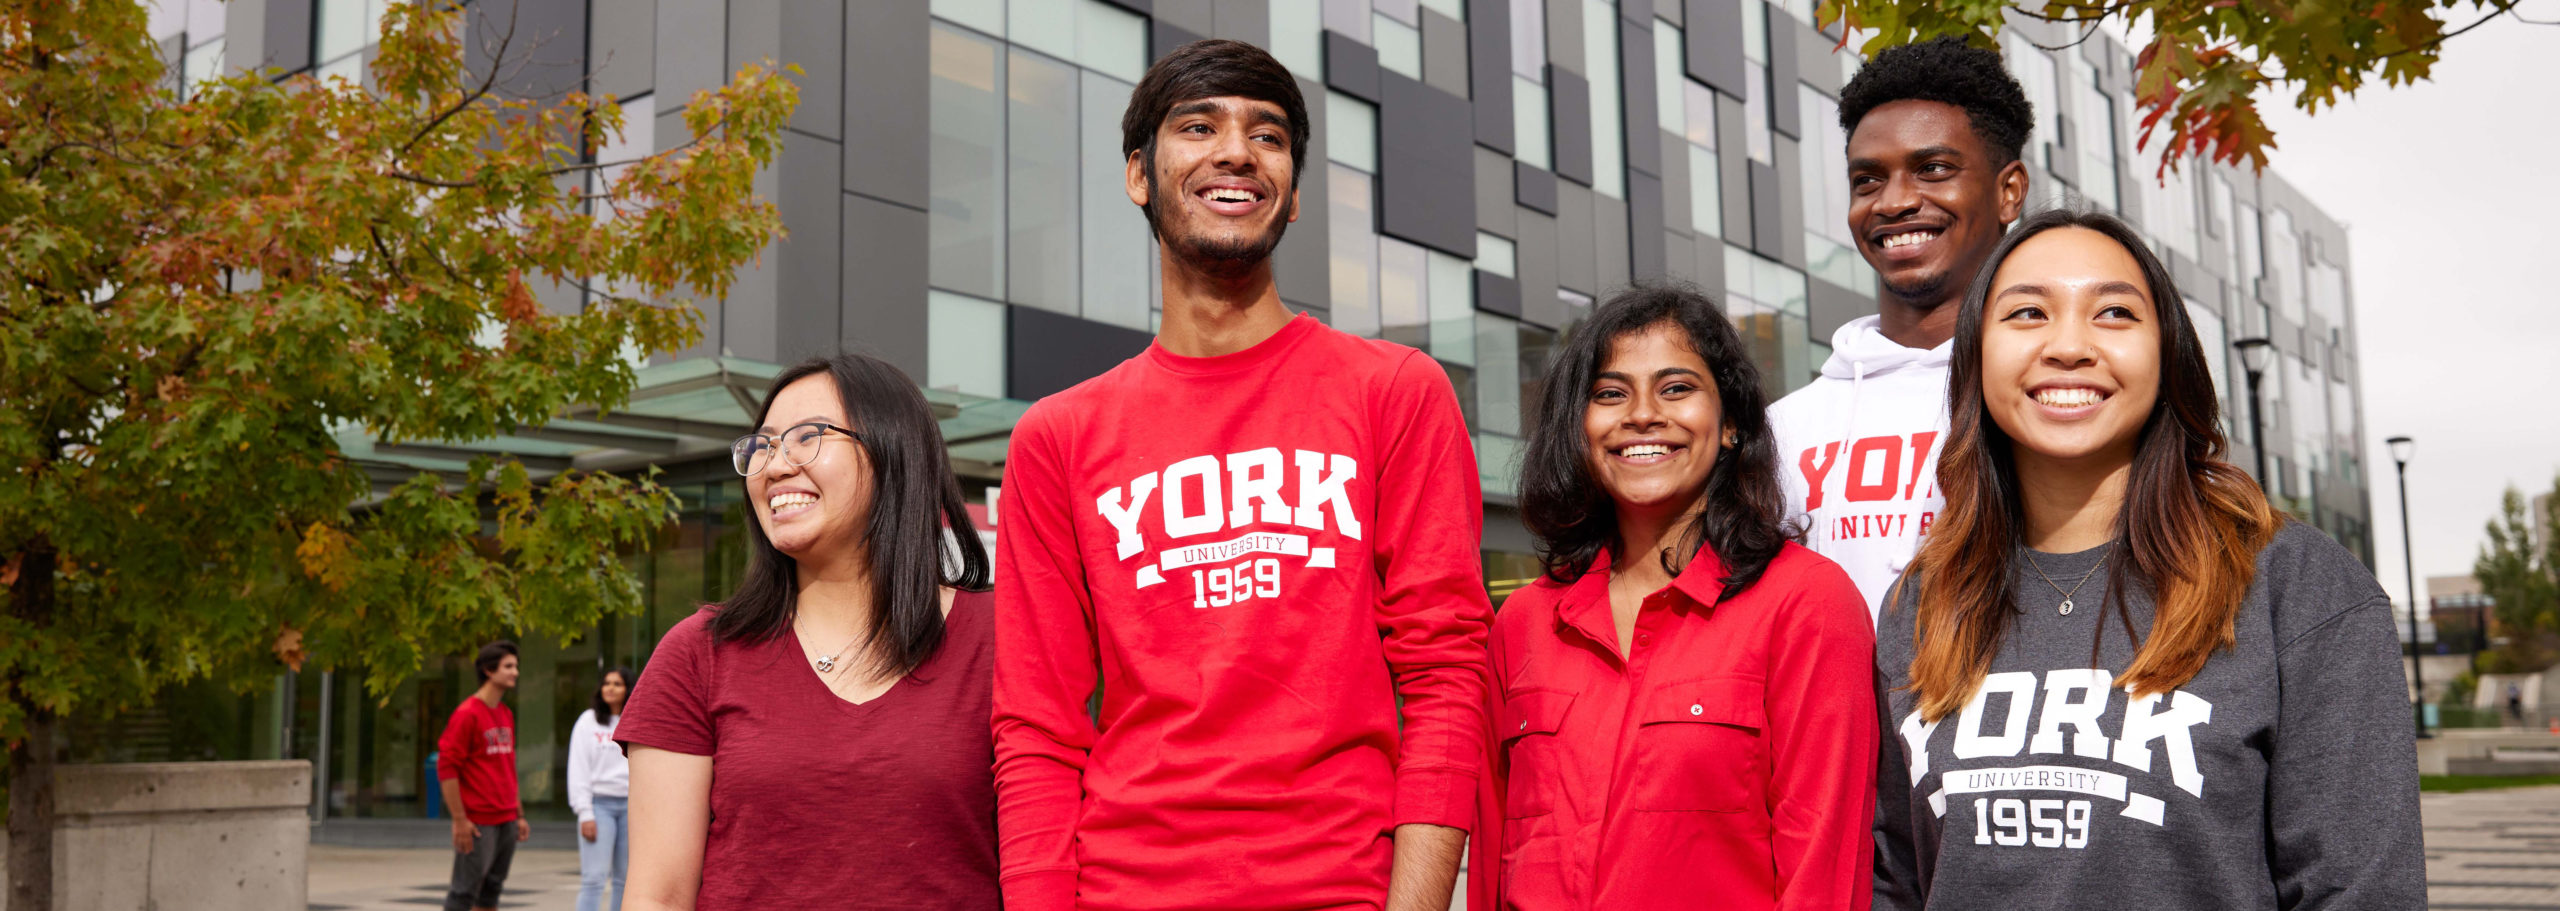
[993,313,1494,911]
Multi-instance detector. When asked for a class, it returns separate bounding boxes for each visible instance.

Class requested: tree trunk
[5,713,56,911]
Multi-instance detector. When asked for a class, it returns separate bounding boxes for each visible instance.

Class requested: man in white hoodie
[1769,37,2033,618]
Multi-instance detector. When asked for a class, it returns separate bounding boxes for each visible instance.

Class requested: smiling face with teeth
[1583,322,1734,525]
[1126,95,1301,278]
[747,374,874,567]
[1846,100,2029,346]
[1978,226,2162,470]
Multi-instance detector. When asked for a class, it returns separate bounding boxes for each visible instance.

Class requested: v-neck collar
[785,626,907,711]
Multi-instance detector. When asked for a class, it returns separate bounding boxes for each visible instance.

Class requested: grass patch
[2421,774,2560,793]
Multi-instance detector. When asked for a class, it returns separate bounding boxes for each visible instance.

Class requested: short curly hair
[1838,36,2033,166]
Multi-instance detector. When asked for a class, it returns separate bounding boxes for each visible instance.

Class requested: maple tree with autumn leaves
[0,1,793,903]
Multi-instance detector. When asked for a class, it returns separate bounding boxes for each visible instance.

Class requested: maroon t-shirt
[616,590,999,910]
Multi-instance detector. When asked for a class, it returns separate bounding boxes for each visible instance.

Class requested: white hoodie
[566,708,629,823]
[1767,315,1951,623]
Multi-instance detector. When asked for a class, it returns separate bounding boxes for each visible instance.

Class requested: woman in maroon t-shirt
[618,353,998,911]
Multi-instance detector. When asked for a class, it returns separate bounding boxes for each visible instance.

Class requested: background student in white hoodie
[568,666,632,911]
[1769,36,2034,619]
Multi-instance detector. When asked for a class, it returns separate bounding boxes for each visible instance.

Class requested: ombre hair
[1899,208,2280,722]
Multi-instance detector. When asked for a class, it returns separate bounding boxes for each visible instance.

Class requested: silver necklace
[808,630,861,674]
[2024,545,2111,616]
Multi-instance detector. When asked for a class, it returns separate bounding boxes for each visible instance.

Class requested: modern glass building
[129,0,2374,827]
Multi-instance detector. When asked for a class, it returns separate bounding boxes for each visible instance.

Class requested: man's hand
[450,819,477,855]
[1384,822,1467,911]
[581,819,598,842]
[516,818,532,842]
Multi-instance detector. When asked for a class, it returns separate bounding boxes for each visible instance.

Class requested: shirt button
[1689,704,1704,716]
[1518,720,1528,731]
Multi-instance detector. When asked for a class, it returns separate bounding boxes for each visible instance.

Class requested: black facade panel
[1684,0,1746,98]
[1619,17,1661,178]
[1768,9,1802,140]
[1325,30,1381,103]
[1006,307,1154,402]
[1379,74,1480,258]
[1807,273,1871,345]
[1626,170,1667,280]
[1515,161,1559,215]
[265,0,311,74]
[1549,67,1593,186]
[1469,0,1516,153]
[1748,159,1783,259]
[1153,19,1205,62]
[1475,271,1524,318]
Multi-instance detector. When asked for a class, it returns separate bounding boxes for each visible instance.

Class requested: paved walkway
[308,845,587,911]
[2427,784,2560,910]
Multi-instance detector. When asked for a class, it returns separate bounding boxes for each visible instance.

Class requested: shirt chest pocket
[1497,689,1576,819]
[1627,677,1766,814]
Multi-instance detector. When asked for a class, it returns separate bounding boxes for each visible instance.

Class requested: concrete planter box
[3,760,310,911]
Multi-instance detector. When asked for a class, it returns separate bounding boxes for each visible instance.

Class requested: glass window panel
[1376,14,1424,78]
[2208,173,2232,240]
[1724,296,1786,398]
[1741,0,1768,64]
[315,0,369,65]
[1474,232,1517,278]
[183,37,225,99]
[1271,0,1326,81]
[1511,0,1547,80]
[1078,0,1148,83]
[1513,76,1552,169]
[1780,312,1810,392]
[1380,237,1431,349]
[1583,0,1624,197]
[929,24,1007,300]
[1327,90,1380,172]
[1421,0,1466,19]
[1427,250,1476,365]
[1326,0,1374,42]
[1518,322,1560,429]
[1329,164,1381,337]
[1009,0,1077,61]
[1742,67,1771,164]
[1475,315,1522,435]
[1761,256,1807,315]
[928,291,1007,398]
[1080,72,1151,330]
[933,0,1006,37]
[1687,144,1721,238]
[2266,207,2304,325]
[1008,49,1080,314]
[2236,202,2262,290]
[1477,432,1524,499]
[2002,32,2061,174]
[2187,299,2231,435]
[2069,55,2118,211]
[1655,21,1685,134]
[1556,289,1593,337]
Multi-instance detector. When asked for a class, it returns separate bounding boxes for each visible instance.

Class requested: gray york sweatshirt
[1873,522,2425,910]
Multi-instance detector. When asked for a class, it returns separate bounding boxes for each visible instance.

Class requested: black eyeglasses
[730,422,862,477]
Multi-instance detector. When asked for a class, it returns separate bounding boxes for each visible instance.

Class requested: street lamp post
[2387,434,2427,739]
[2233,337,2273,489]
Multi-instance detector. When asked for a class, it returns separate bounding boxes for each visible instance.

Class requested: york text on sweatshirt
[1768,315,1951,621]
[992,313,1494,911]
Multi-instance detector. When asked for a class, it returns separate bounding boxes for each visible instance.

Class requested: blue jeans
[577,796,628,911]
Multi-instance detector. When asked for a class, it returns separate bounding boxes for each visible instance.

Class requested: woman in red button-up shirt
[1468,284,1877,911]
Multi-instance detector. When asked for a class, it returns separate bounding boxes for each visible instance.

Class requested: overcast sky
[2243,12,2560,611]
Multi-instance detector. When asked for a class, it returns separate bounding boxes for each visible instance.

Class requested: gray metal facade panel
[1747,159,1781,260]
[1325,30,1382,103]
[261,0,309,73]
[1596,192,1632,293]
[1625,171,1666,281]
[1658,130,1691,234]
[1467,3,1515,152]
[1476,145,1519,238]
[1421,9,1470,97]
[1662,220,1697,283]
[655,0,727,112]
[1153,0,1213,35]
[1549,68,1593,185]
[775,136,844,364]
[1554,181,1598,295]
[845,0,927,211]
[1716,93,1752,246]
[1379,74,1479,258]
[725,0,781,84]
[1102,0,1152,13]
[1153,19,1205,61]
[1806,274,1866,344]
[1211,0,1270,46]
[1276,76,1333,312]
[780,0,843,141]
[1005,307,1155,401]
[1773,136,1804,267]
[478,0,592,100]
[1545,0,1585,75]
[222,0,266,73]
[1768,13,1801,140]
[1618,17,1660,178]
[719,152,784,362]
[1796,23,1842,97]
[1475,271,1523,317]
[1683,0,1744,98]
[589,0,656,100]
[841,194,928,380]
[1621,0,1656,23]
[1515,160,1559,215]
[1692,233,1726,297]
[1515,209,1562,328]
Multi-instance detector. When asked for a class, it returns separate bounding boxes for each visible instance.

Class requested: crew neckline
[1143,311,1320,377]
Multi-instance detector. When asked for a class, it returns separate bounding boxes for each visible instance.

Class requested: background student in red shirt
[1470,285,1877,910]
[993,39,1490,911]
[618,353,998,911]
[438,641,529,911]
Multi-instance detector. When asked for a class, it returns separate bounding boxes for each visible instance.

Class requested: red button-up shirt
[1467,542,1876,911]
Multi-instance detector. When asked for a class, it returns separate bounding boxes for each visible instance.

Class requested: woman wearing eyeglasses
[617,353,998,911]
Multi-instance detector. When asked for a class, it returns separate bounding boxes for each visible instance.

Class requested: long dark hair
[1519,282,1793,601]
[1903,207,2279,721]
[590,666,633,724]
[708,354,993,681]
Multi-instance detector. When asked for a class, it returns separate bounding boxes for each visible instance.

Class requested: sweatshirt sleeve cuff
[575,809,594,823]
[1000,870,1076,911]
[1393,766,1478,832]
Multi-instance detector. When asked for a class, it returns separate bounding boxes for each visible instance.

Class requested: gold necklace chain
[2024,544,2112,616]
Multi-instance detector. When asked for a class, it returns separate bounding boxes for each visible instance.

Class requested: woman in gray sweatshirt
[1872,208,2423,910]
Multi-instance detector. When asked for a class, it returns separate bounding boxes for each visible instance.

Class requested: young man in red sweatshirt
[993,38,1493,911]
[437,641,528,911]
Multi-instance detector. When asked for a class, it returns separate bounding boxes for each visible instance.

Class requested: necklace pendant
[2058,599,2074,616]
[815,655,836,673]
